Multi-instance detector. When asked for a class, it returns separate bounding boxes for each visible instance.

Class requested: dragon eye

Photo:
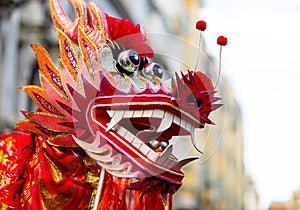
[187,94,202,108]
[117,50,140,73]
[151,64,163,78]
[140,63,164,80]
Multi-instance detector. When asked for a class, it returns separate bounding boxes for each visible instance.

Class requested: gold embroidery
[44,151,63,183]
[0,203,8,210]
[39,178,74,209]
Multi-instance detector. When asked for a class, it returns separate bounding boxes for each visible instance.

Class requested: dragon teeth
[157,111,174,132]
[133,110,143,117]
[123,110,134,118]
[152,109,164,118]
[142,110,153,117]
[115,125,159,161]
[173,115,180,126]
[106,110,124,131]
[105,108,201,169]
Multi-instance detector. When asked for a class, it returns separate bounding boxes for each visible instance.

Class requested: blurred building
[267,188,300,210]
[291,189,300,210]
[244,175,259,210]
[268,202,289,210]
[0,0,254,209]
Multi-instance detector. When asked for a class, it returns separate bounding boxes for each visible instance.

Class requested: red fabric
[0,130,172,209]
[0,129,96,209]
[98,172,171,210]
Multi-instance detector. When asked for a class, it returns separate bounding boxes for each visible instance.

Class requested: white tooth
[157,111,174,132]
[185,122,192,132]
[123,110,134,118]
[116,126,127,137]
[142,109,153,117]
[124,132,135,143]
[152,109,164,118]
[133,110,143,117]
[181,119,186,130]
[106,110,115,117]
[147,149,159,161]
[173,115,180,125]
[106,110,124,131]
[140,143,151,155]
[132,138,142,148]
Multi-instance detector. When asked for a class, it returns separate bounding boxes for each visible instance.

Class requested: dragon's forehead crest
[20,0,225,192]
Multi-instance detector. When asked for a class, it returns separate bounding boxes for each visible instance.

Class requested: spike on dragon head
[19,0,222,194]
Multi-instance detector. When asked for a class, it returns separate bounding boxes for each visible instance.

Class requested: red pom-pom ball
[217,36,228,46]
[195,20,206,31]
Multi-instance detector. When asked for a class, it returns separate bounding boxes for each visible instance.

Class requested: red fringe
[97,173,172,210]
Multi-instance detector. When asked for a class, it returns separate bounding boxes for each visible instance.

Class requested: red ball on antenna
[196,20,206,31]
[217,36,228,46]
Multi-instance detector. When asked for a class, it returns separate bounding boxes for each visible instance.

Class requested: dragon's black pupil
[152,64,163,78]
[129,50,140,65]
[196,99,202,108]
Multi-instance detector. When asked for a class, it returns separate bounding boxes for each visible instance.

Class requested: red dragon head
[18,0,222,197]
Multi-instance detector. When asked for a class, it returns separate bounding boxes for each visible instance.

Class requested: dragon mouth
[105,109,194,156]
[86,100,200,185]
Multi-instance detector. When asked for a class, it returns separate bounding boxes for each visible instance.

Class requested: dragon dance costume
[0,0,224,209]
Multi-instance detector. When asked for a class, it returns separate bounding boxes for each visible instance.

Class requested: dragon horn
[88,2,109,43]
[49,0,92,44]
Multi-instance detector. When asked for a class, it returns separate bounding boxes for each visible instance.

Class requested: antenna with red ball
[194,20,206,71]
[215,35,227,87]
[195,20,227,88]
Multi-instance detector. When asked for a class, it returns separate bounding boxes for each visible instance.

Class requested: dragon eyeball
[140,63,164,80]
[117,50,140,73]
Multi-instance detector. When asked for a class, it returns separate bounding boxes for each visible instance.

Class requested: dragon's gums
[0,0,225,209]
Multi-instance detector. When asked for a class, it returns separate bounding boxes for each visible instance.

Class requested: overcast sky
[201,0,300,208]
